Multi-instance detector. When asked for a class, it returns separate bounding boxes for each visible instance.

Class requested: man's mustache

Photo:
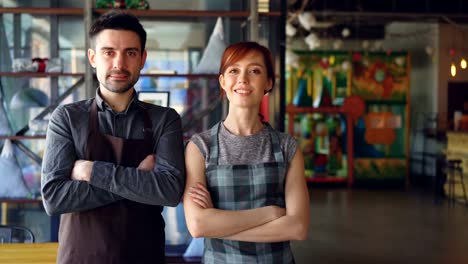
[107,70,131,76]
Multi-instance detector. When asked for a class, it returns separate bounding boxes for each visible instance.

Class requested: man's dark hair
[89,10,147,51]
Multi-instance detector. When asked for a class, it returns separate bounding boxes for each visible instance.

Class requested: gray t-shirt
[190,122,298,167]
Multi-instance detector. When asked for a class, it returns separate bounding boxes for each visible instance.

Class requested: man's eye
[128,51,137,56]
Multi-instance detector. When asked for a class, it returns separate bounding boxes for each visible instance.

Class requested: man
[41,10,185,263]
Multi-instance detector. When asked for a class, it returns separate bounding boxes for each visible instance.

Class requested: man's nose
[113,53,126,69]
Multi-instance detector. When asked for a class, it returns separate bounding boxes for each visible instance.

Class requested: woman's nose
[237,71,248,83]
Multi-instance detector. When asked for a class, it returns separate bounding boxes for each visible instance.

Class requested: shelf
[94,9,281,18]
[306,177,348,183]
[365,99,407,105]
[0,72,220,79]
[354,157,407,161]
[0,135,46,140]
[0,7,280,17]
[0,72,84,78]
[0,198,42,203]
[140,73,218,79]
[286,104,345,114]
[0,7,82,15]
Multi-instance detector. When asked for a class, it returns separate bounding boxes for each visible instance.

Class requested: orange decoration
[364,112,396,145]
[342,96,366,120]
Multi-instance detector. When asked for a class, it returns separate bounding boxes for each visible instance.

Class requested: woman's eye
[228,69,238,74]
[250,69,261,74]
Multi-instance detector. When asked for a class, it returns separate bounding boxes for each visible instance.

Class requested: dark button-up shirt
[41,89,185,215]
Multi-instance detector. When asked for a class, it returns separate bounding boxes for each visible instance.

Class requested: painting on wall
[287,51,351,107]
[138,91,170,107]
[351,51,409,101]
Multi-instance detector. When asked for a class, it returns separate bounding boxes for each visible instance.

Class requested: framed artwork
[138,91,170,107]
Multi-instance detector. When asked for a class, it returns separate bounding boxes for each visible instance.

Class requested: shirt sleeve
[89,108,186,207]
[41,105,123,216]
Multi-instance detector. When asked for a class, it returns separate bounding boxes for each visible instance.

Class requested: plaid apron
[203,122,294,264]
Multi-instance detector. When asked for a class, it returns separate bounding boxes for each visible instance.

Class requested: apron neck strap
[263,123,284,163]
[208,122,221,165]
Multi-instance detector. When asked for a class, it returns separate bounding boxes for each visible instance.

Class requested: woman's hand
[188,182,213,209]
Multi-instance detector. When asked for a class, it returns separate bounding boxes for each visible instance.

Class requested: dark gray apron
[57,99,165,264]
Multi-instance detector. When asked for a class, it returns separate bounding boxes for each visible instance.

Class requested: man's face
[88,29,147,94]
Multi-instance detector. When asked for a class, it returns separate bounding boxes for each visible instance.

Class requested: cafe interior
[0,0,468,263]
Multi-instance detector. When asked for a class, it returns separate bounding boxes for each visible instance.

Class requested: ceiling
[288,0,468,39]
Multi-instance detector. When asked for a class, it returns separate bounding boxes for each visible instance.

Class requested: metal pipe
[249,0,259,41]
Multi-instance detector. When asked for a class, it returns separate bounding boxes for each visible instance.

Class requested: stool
[445,159,468,206]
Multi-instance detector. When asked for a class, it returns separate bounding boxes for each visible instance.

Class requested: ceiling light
[286,22,297,37]
[425,46,433,55]
[341,28,350,38]
[304,33,320,50]
[461,58,467,69]
[451,63,457,77]
[298,12,316,31]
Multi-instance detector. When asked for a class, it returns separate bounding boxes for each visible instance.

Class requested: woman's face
[219,51,272,109]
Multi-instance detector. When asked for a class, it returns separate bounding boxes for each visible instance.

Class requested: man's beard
[102,70,139,94]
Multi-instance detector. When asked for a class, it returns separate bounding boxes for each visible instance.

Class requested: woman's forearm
[185,205,285,238]
[221,213,309,242]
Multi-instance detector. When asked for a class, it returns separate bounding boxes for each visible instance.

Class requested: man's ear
[88,49,96,68]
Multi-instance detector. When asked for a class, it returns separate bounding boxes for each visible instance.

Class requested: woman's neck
[223,109,264,136]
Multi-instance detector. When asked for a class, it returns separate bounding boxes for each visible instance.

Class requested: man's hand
[138,154,156,171]
[71,160,94,182]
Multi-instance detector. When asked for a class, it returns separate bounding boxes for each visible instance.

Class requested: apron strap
[265,122,285,163]
[89,99,99,134]
[208,122,221,165]
[139,107,153,140]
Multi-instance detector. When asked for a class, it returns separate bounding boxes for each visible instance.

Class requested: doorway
[447,82,468,123]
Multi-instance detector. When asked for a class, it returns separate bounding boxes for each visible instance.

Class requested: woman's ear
[219,74,227,96]
[219,74,225,87]
[264,79,273,94]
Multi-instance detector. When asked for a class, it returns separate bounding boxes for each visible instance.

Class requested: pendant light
[461,57,467,69]
[451,62,457,77]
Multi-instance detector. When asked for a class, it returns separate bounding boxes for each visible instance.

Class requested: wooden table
[0,243,58,264]
[0,243,200,264]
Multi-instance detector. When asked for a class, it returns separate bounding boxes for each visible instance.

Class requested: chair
[0,225,35,243]
[445,159,468,207]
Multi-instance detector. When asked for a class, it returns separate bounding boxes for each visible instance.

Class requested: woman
[184,41,310,263]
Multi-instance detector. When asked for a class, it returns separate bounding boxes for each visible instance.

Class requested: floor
[291,188,468,264]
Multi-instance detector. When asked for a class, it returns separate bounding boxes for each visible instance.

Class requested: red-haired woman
[183,41,310,263]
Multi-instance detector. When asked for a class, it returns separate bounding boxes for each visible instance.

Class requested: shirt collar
[95,87,138,113]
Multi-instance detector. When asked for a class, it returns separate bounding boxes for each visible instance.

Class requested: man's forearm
[89,159,184,206]
[41,176,123,215]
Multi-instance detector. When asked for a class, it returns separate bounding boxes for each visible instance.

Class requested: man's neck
[99,87,134,113]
